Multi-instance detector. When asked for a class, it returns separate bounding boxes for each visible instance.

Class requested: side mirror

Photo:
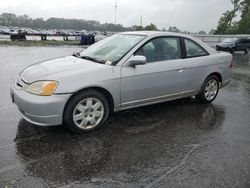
[126,55,147,67]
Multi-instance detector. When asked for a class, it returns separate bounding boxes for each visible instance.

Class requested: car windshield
[222,38,238,43]
[80,34,145,64]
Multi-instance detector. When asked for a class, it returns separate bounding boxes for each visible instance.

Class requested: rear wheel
[63,90,110,133]
[196,75,219,104]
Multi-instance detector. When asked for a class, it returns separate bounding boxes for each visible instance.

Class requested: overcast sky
[0,0,232,32]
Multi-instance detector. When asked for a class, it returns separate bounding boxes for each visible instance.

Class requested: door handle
[176,67,184,73]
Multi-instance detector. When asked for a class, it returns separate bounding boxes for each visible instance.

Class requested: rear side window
[239,39,250,43]
[184,39,208,58]
[238,39,246,43]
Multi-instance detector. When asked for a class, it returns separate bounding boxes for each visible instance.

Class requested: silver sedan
[11,31,233,133]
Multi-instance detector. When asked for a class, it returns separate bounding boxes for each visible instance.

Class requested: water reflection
[14,99,225,186]
[234,52,250,64]
[233,52,250,74]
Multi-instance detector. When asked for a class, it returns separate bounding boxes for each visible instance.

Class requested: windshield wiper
[80,56,104,64]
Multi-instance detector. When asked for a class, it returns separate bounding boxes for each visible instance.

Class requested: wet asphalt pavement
[0,46,250,188]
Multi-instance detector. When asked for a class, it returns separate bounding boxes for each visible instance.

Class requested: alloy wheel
[204,79,218,101]
[72,98,104,130]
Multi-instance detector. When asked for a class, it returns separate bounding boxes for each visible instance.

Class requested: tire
[244,48,250,54]
[230,48,235,54]
[196,75,220,104]
[63,90,110,133]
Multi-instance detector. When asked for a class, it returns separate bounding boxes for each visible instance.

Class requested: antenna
[115,0,117,24]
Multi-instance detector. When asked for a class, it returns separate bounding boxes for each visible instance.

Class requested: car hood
[217,42,234,47]
[20,56,106,83]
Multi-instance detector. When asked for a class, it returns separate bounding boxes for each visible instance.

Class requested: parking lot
[0,46,250,187]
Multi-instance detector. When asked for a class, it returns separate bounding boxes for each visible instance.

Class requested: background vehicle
[11,31,233,133]
[216,38,250,54]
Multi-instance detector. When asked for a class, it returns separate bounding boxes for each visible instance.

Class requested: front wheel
[245,48,250,54]
[230,48,235,54]
[196,75,219,104]
[63,90,110,133]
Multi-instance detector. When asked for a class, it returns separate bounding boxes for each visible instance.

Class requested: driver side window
[135,37,181,63]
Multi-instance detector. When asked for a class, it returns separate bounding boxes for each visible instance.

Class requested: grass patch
[0,40,81,46]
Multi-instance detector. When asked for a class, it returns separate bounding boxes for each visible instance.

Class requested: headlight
[26,81,58,96]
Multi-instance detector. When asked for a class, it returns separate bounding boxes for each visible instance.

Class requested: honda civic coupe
[11,31,233,133]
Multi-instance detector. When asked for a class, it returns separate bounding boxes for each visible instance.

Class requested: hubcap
[73,98,104,130]
[204,79,218,100]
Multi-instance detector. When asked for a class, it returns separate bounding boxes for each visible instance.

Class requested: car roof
[120,31,191,38]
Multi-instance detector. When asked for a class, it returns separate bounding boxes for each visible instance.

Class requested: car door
[181,38,213,92]
[120,36,187,109]
[246,39,250,50]
[236,39,246,51]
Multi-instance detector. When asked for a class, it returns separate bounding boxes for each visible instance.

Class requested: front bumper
[216,45,232,52]
[11,84,71,126]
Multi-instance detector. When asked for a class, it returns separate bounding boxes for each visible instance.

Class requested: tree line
[0,13,162,32]
[0,13,210,34]
[215,0,250,34]
[0,13,131,32]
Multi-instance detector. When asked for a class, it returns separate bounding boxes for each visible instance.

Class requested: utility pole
[115,0,117,24]
[140,15,142,27]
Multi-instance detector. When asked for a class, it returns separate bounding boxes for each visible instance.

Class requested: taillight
[229,57,234,68]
